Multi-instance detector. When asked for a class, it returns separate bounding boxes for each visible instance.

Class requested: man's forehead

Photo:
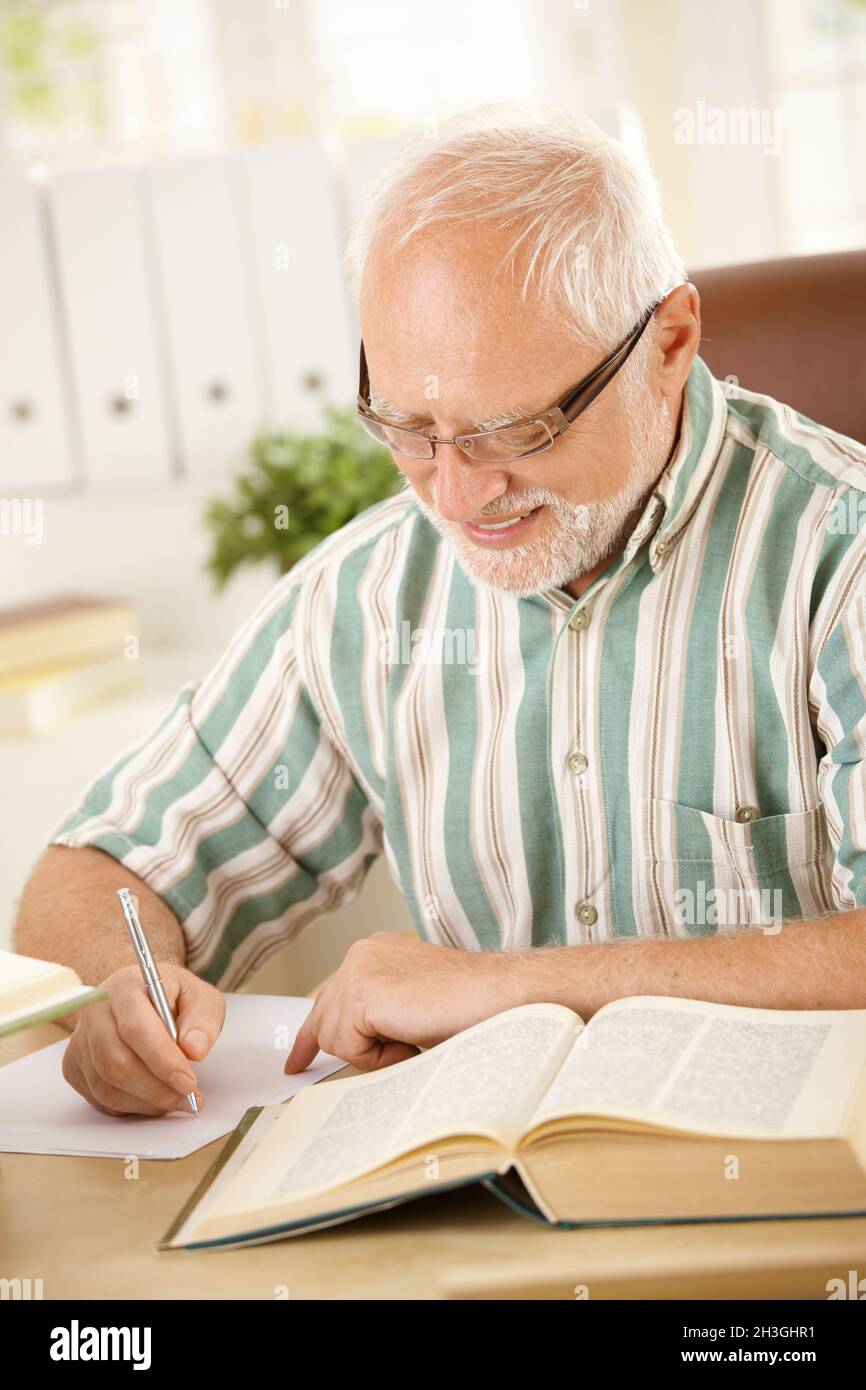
[360,217,566,344]
[367,373,527,432]
[362,282,576,400]
[362,315,592,428]
[359,225,594,421]
[363,217,508,303]
[364,332,537,423]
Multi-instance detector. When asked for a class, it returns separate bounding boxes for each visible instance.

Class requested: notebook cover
[0,986,106,1038]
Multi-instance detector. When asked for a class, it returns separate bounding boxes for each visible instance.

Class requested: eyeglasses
[356,300,659,466]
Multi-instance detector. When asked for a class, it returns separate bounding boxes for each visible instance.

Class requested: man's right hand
[61,962,226,1116]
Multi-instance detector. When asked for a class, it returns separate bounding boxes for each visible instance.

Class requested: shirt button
[576,901,598,926]
[569,608,590,632]
[567,751,588,776]
[655,538,669,556]
[735,804,759,824]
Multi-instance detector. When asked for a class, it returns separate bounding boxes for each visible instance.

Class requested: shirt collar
[639,353,729,572]
[534,355,728,615]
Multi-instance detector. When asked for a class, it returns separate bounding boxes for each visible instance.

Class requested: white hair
[345,103,687,366]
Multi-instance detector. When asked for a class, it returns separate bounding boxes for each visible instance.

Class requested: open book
[160,996,866,1250]
[0,950,105,1037]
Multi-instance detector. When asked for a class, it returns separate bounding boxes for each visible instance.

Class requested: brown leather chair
[692,250,866,445]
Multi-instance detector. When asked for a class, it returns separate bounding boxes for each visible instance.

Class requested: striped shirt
[51,355,866,989]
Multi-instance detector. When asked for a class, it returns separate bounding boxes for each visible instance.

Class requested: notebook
[0,949,105,1037]
[0,993,344,1159]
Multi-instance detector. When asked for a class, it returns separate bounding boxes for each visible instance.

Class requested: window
[763,0,866,252]
[0,0,225,166]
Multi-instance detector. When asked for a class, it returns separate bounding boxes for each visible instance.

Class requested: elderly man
[15,107,866,1118]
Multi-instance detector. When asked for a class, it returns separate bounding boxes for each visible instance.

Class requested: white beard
[409,385,673,598]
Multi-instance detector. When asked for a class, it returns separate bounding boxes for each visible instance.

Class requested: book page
[526,995,866,1140]
[203,1004,579,1217]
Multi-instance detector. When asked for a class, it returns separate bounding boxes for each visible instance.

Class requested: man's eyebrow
[367,389,529,434]
[367,390,427,427]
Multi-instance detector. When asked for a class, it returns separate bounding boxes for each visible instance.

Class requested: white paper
[0,993,344,1159]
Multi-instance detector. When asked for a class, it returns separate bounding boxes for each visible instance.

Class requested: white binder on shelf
[342,136,405,231]
[0,172,77,492]
[50,166,175,484]
[147,156,264,474]
[240,142,356,431]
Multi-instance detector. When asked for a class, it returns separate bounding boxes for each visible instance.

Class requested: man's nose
[433,445,510,523]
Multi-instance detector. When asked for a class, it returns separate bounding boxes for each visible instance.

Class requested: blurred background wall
[1,0,864,993]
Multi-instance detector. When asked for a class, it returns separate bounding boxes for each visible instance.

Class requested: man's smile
[462,503,545,545]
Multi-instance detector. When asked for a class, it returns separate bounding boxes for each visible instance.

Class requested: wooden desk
[2,1025,865,1300]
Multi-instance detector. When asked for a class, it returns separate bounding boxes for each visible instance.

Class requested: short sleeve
[813,579,866,911]
[49,576,382,989]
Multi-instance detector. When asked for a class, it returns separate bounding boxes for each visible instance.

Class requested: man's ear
[653,283,701,401]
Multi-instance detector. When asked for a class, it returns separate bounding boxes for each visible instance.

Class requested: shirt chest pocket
[640,798,835,933]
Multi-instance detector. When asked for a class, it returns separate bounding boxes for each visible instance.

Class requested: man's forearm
[14,845,187,995]
[513,909,866,1017]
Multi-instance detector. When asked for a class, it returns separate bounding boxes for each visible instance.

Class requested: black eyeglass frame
[356,298,661,464]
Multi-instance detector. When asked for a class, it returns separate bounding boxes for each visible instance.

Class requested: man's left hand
[284,933,524,1074]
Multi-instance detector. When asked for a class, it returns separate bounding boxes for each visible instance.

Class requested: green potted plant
[204,405,403,589]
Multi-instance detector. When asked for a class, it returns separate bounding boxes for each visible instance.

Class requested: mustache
[428,489,570,523]
[401,474,576,525]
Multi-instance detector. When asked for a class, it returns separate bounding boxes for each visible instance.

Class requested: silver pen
[116,887,199,1114]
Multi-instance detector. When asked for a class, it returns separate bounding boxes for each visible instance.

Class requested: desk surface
[3,1025,865,1300]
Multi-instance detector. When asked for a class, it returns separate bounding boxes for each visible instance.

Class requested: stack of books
[0,595,140,736]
